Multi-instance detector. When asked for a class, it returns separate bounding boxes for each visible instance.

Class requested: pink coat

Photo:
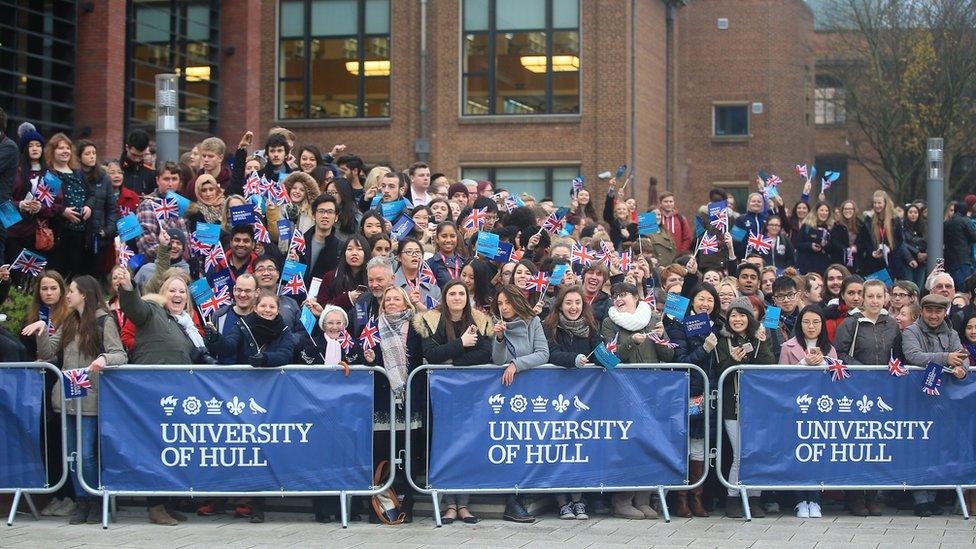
[779,336,838,365]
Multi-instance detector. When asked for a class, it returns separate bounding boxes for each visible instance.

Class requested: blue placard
[559,223,575,237]
[300,306,317,336]
[390,215,415,241]
[550,264,570,286]
[427,369,688,489]
[277,219,293,244]
[0,200,23,228]
[694,216,705,238]
[493,241,514,264]
[98,369,374,491]
[638,212,659,235]
[865,269,893,287]
[763,306,782,329]
[128,253,146,272]
[738,369,976,486]
[475,231,500,258]
[194,223,221,246]
[188,278,214,304]
[766,185,779,199]
[594,342,621,370]
[117,213,144,242]
[615,164,628,179]
[62,369,90,400]
[664,293,690,321]
[248,194,266,216]
[683,313,711,337]
[229,205,256,226]
[708,200,728,219]
[42,171,62,195]
[282,259,307,280]
[209,268,232,292]
[0,368,46,488]
[730,226,747,242]
[380,199,406,221]
[166,191,191,216]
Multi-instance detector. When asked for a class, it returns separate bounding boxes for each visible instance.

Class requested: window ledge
[459,114,582,125]
[711,135,752,143]
[274,117,392,128]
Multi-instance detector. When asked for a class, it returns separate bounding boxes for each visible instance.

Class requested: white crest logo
[488,394,505,413]
[205,397,223,415]
[226,396,245,416]
[552,394,570,413]
[795,394,812,413]
[856,395,873,413]
[816,395,833,413]
[572,395,590,412]
[182,396,202,415]
[876,396,893,412]
[531,395,549,413]
[510,394,528,413]
[837,396,853,413]
[160,395,178,416]
[248,398,267,414]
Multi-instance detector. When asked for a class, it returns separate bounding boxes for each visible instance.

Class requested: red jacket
[660,211,692,254]
[117,186,141,217]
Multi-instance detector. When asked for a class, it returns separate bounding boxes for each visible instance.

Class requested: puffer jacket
[414,309,493,366]
[714,327,775,420]
[902,317,968,368]
[118,285,197,364]
[546,322,601,368]
[209,314,294,367]
[832,312,898,365]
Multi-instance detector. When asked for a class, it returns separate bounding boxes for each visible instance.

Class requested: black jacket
[855,218,904,277]
[0,134,17,202]
[300,227,345,280]
[413,310,493,366]
[546,324,600,368]
[120,156,156,196]
[944,211,976,269]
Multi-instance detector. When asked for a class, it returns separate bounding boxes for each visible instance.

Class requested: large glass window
[463,0,580,116]
[461,166,580,201]
[0,1,76,135]
[126,0,220,144]
[713,104,749,137]
[279,0,390,119]
[814,75,846,126]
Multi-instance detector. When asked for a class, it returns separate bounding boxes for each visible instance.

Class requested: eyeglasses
[611,293,633,300]
[254,266,277,273]
[233,287,254,294]
[315,208,337,215]
[891,292,911,298]
[800,319,822,326]
[401,249,422,256]
[774,291,797,301]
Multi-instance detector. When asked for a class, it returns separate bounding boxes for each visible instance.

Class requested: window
[462,0,580,116]
[713,182,749,213]
[127,0,220,143]
[713,104,749,137]
[814,75,846,126]
[461,166,580,200]
[278,0,390,119]
[0,2,76,135]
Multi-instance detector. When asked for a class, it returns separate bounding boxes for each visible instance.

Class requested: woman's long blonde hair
[870,190,895,249]
[801,201,835,229]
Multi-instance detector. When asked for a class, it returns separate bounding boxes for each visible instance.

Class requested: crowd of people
[1,104,974,526]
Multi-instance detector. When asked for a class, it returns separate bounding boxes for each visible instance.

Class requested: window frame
[460,165,581,199]
[814,75,846,127]
[277,0,391,120]
[712,102,750,138]
[711,181,750,214]
[459,0,581,117]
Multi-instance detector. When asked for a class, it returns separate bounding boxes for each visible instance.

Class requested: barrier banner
[99,369,374,492]
[428,368,688,489]
[738,369,976,486]
[0,368,46,488]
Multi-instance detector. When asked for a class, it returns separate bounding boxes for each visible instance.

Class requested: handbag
[35,219,54,251]
[370,460,405,525]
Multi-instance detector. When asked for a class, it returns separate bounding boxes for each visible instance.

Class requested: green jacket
[715,329,775,420]
[600,315,675,364]
[118,285,196,364]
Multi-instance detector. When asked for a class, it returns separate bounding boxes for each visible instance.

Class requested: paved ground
[4,506,976,548]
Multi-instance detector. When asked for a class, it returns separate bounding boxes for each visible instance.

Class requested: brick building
[2,0,856,215]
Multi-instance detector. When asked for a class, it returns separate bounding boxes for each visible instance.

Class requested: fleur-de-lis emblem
[552,394,570,413]
[226,396,245,416]
[856,395,873,413]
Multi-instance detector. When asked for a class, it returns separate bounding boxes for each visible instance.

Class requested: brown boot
[148,504,178,526]
[725,496,743,518]
[673,491,692,518]
[748,497,765,518]
[633,491,658,519]
[611,492,644,519]
[847,492,869,517]
[865,490,883,516]
[689,460,709,517]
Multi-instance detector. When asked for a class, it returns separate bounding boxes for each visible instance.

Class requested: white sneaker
[807,502,822,518]
[795,501,810,518]
[53,498,76,517]
[40,497,63,516]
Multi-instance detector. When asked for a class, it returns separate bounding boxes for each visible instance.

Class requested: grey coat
[833,312,899,365]
[492,316,550,371]
[902,317,968,368]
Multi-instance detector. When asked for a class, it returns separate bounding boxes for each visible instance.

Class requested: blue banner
[428,368,688,489]
[738,369,976,486]
[0,368,46,488]
[98,369,375,491]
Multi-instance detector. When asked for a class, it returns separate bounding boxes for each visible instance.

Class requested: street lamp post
[155,74,179,165]
[926,137,944,273]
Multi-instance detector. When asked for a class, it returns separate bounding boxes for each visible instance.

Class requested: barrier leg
[24,494,39,520]
[339,491,348,529]
[6,490,22,526]
[101,492,110,529]
[956,486,969,520]
[431,490,442,528]
[740,489,752,521]
[657,487,671,523]
[110,495,117,516]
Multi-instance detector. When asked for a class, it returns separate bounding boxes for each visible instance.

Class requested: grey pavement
[5,506,976,548]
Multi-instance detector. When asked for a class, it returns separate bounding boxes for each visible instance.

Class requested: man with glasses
[302,195,345,279]
[213,273,257,341]
[253,255,302,333]
[769,275,801,357]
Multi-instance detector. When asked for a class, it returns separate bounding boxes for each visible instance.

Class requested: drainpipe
[630,0,637,199]
[415,0,430,162]
[665,0,675,192]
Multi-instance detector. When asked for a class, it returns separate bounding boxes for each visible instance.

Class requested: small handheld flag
[11,249,47,277]
[697,233,719,255]
[523,271,549,293]
[921,362,942,396]
[825,357,851,381]
[888,353,908,377]
[360,316,381,350]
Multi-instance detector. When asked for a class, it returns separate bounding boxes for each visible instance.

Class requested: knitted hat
[166,228,187,248]
[728,296,756,320]
[17,122,44,151]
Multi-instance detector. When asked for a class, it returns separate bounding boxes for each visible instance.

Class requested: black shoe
[503,498,535,523]
[347,512,362,522]
[914,504,932,517]
[250,511,265,524]
[928,503,945,516]
[69,499,91,525]
[314,513,331,524]
[86,500,102,524]
[589,496,611,515]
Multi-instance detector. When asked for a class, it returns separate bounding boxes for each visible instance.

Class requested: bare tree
[821,0,976,203]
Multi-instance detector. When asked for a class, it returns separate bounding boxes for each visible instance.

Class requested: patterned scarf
[378,310,413,397]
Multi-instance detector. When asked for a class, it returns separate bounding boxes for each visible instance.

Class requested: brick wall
[74,0,126,157]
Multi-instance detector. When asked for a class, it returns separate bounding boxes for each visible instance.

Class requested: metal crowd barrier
[716,364,972,522]
[405,363,710,526]
[1,363,68,526]
[74,364,396,529]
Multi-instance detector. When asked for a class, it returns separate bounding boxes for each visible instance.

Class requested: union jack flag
[572,176,585,194]
[504,196,520,213]
[339,329,355,351]
[845,247,855,268]
[258,175,274,196]
[280,273,306,296]
[698,233,719,255]
[35,182,55,207]
[825,357,851,381]
[644,291,657,308]
[204,242,227,273]
[360,316,381,350]
[289,231,306,255]
[794,164,808,179]
[253,220,271,243]
[152,196,181,221]
[510,248,524,262]
[66,368,92,389]
[244,172,261,197]
[888,353,908,377]
[420,261,437,285]
[648,331,679,349]
[425,295,439,309]
[524,271,549,293]
[765,174,782,188]
[710,209,729,233]
[11,249,47,277]
[119,205,133,218]
[199,285,228,315]
[571,243,595,267]
[189,236,212,255]
[116,243,135,266]
[462,207,487,230]
[747,231,774,255]
[269,182,290,206]
[605,332,619,355]
[619,251,633,272]
[541,212,565,234]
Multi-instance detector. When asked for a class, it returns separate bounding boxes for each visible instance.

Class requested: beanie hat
[166,228,187,248]
[17,122,44,152]
[728,296,756,320]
